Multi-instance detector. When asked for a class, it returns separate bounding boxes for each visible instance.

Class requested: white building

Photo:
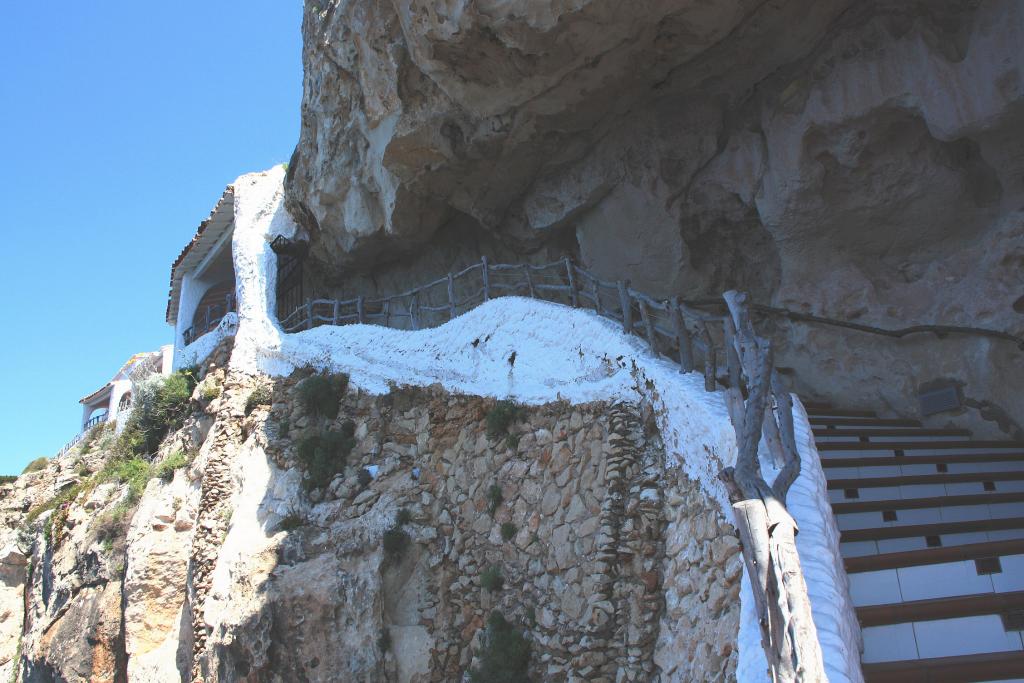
[166,186,238,370]
[77,348,173,435]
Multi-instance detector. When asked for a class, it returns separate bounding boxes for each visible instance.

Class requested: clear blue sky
[0,3,303,474]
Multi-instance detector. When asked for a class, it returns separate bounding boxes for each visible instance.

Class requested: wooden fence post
[591,278,602,314]
[523,265,535,298]
[305,299,313,331]
[639,299,658,357]
[410,293,420,331]
[671,297,694,372]
[565,257,578,308]
[333,300,340,325]
[481,256,491,302]
[447,272,457,320]
[383,299,391,328]
[618,280,632,334]
[702,322,716,391]
[356,296,365,324]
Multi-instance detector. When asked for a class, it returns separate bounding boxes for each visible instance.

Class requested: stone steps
[808,404,1024,679]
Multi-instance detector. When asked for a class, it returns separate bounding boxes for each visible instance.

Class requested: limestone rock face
[287,0,1024,435]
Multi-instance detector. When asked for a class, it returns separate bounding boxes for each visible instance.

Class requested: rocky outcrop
[0,349,741,681]
[286,0,1024,437]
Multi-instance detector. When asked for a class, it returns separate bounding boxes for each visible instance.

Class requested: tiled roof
[166,186,236,325]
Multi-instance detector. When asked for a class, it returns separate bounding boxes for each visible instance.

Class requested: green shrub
[500,522,517,542]
[296,424,356,491]
[486,401,520,441]
[118,370,197,457]
[102,456,153,504]
[278,418,290,437]
[480,565,504,592]
[93,503,133,545]
[382,526,410,564]
[200,383,221,402]
[154,451,191,483]
[22,457,48,474]
[486,483,504,516]
[469,611,531,683]
[395,508,412,526]
[79,422,112,454]
[0,475,16,485]
[296,373,350,420]
[244,384,273,415]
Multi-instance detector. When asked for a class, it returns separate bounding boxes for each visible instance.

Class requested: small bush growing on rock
[118,370,197,457]
[500,522,517,542]
[297,373,350,420]
[480,565,504,592]
[377,628,392,654]
[80,422,112,454]
[357,468,373,489]
[154,450,191,483]
[296,425,356,491]
[277,418,290,437]
[486,483,504,515]
[382,526,410,564]
[244,384,273,415]
[486,401,520,441]
[22,457,48,474]
[200,383,221,402]
[396,508,412,526]
[93,503,133,546]
[0,475,16,485]
[469,611,531,683]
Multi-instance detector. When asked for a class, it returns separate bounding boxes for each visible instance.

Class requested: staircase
[807,403,1024,682]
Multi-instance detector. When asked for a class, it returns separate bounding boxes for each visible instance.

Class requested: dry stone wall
[200,373,741,682]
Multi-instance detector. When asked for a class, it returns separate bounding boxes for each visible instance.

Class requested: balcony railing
[183,292,236,346]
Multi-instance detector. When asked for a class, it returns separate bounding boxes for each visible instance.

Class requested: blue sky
[0,3,303,473]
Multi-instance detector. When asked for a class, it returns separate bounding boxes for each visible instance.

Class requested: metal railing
[280,256,729,391]
[183,292,237,346]
[57,413,109,457]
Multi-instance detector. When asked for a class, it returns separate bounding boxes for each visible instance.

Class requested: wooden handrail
[276,258,726,388]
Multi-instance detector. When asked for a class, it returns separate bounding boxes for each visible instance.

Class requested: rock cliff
[285,0,1024,437]
[0,341,742,682]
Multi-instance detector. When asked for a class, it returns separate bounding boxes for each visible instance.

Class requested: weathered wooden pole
[591,278,603,314]
[305,299,313,331]
[410,293,420,331]
[332,300,340,326]
[671,298,694,372]
[719,290,826,683]
[701,323,716,392]
[447,272,457,320]
[481,256,491,302]
[565,257,578,308]
[639,299,658,357]
[522,264,535,298]
[617,280,632,334]
[356,296,365,324]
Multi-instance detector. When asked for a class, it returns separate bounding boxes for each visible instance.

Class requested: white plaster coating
[224,167,862,681]
[174,313,238,371]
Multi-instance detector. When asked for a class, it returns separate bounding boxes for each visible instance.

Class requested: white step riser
[862,615,1024,664]
[825,461,1024,479]
[820,446,1024,456]
[837,502,1024,532]
[816,434,969,443]
[829,480,1024,504]
[843,529,1024,556]
[848,555,1024,607]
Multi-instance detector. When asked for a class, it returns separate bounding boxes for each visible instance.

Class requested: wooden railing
[280,257,730,391]
[184,293,237,346]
